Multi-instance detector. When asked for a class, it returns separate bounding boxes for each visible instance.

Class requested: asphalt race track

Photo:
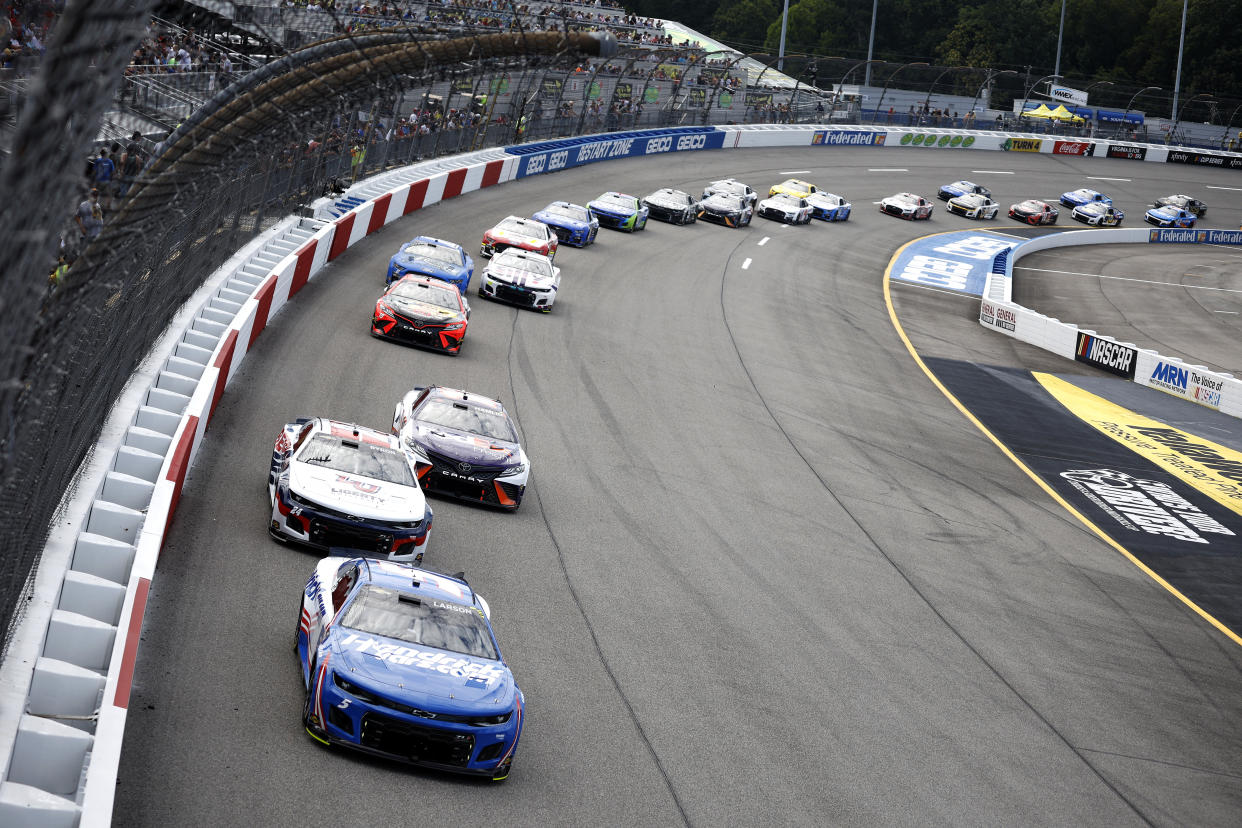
[116,147,1242,826]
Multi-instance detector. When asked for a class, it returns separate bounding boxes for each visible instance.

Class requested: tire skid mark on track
[502,308,692,828]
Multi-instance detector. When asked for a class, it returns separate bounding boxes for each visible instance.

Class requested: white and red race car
[480,215,558,260]
[880,192,934,220]
[268,418,432,562]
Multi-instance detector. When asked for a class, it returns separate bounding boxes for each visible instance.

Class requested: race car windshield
[713,195,745,209]
[401,242,461,265]
[390,280,460,310]
[497,218,539,235]
[598,194,633,207]
[771,194,801,205]
[543,205,587,221]
[416,399,518,442]
[297,434,416,486]
[340,585,498,660]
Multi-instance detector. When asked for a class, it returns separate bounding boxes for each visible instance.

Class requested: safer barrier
[979,229,1242,417]
[3,121,1238,827]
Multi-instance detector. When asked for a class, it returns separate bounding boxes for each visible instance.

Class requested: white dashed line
[971,170,1014,174]
[741,258,752,270]
[890,281,976,298]
[1214,310,1239,314]
[780,170,811,175]
[868,168,908,172]
[1087,176,1131,182]
[872,201,884,205]
[1207,185,1242,191]
[757,237,770,246]
[1015,266,1242,292]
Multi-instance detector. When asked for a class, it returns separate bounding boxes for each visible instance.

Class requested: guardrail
[2,122,1238,826]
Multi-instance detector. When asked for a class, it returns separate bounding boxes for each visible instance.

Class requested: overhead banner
[1050,85,1088,106]
[1166,149,1242,170]
[1107,144,1147,160]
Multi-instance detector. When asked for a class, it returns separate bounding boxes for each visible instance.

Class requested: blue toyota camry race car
[298,556,523,781]
[1144,205,1197,228]
[1059,188,1112,209]
[532,201,598,247]
[386,236,474,292]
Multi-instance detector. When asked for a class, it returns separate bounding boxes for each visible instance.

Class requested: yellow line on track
[882,236,1242,648]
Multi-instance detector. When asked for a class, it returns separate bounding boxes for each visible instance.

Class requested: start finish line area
[887,229,1242,642]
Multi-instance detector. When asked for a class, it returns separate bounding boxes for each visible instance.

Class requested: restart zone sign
[889,231,1017,296]
[509,128,725,178]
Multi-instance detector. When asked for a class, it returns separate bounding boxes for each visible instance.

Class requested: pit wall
[979,229,1242,417]
[1,123,1237,827]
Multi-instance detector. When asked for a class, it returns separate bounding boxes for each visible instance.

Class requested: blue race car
[587,191,649,231]
[937,180,990,201]
[806,191,851,221]
[1059,188,1112,209]
[298,556,523,781]
[1144,205,1197,228]
[386,236,474,291]
[532,201,598,247]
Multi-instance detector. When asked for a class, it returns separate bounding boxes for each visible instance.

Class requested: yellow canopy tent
[1048,104,1085,123]
[1024,103,1056,119]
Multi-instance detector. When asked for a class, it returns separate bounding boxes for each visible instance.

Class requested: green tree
[712,0,781,49]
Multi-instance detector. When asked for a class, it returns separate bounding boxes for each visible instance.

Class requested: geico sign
[548,150,569,170]
[644,134,708,154]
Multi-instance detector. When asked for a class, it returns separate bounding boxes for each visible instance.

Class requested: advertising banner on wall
[1148,228,1242,244]
[1050,85,1088,106]
[1053,140,1094,156]
[1002,137,1042,152]
[811,130,887,146]
[897,132,977,148]
[1166,150,1242,169]
[1107,144,1147,160]
[510,129,725,178]
[1075,332,1137,379]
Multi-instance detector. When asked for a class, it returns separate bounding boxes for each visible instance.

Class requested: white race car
[946,193,1000,220]
[880,192,934,220]
[478,247,561,312]
[1071,203,1125,226]
[756,192,812,224]
[268,418,432,562]
[702,178,758,206]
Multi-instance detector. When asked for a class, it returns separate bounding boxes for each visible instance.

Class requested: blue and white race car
[386,236,474,291]
[1060,188,1112,209]
[806,192,851,221]
[393,385,530,511]
[1144,205,1197,228]
[298,556,523,781]
[938,180,990,201]
[532,201,598,247]
[587,192,649,231]
[269,418,432,562]
[1071,203,1125,226]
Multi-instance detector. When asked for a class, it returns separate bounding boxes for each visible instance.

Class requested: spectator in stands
[76,189,104,244]
[91,148,115,197]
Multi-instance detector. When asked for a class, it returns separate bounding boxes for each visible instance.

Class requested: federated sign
[1002,137,1042,152]
[1148,228,1242,245]
[1074,332,1136,379]
[811,130,887,146]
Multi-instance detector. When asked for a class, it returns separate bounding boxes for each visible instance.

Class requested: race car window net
[340,585,498,660]
[389,280,461,310]
[297,433,416,487]
[415,400,517,443]
[400,242,462,266]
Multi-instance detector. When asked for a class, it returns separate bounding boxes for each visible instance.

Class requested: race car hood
[487,227,546,248]
[883,196,916,208]
[412,424,520,467]
[485,261,556,290]
[391,253,465,279]
[759,197,799,212]
[385,295,462,323]
[588,201,634,217]
[645,193,687,209]
[1147,206,1180,218]
[1075,203,1108,215]
[330,630,517,706]
[289,463,425,521]
[701,194,742,212]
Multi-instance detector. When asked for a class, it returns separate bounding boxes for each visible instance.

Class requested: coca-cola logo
[1053,141,1092,156]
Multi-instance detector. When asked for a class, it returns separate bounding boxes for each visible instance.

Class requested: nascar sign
[510,128,725,178]
[1148,228,1242,245]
